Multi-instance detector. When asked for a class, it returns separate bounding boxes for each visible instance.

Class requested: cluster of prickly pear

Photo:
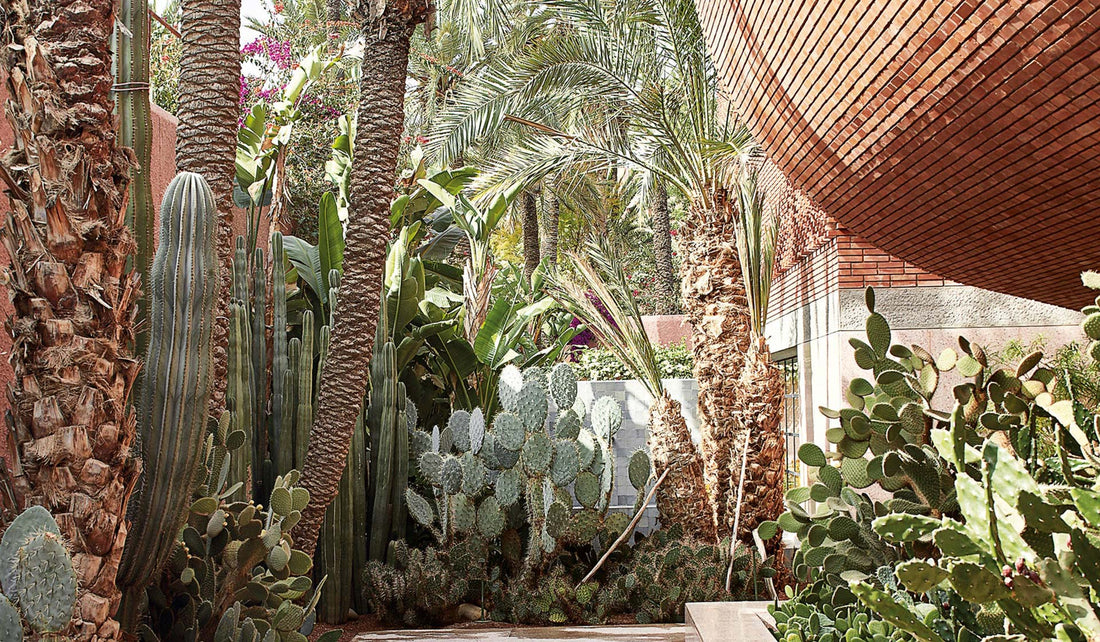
[595,525,747,625]
[1083,284,1100,361]
[361,541,469,627]
[0,506,78,640]
[404,362,653,614]
[141,413,333,641]
[763,283,1100,642]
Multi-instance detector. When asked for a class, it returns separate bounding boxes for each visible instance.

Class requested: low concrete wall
[564,379,700,534]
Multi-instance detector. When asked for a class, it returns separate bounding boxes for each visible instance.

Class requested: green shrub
[763,285,1100,641]
[573,343,693,381]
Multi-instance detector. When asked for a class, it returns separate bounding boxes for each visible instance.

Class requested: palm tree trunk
[728,339,785,543]
[175,0,241,422]
[522,189,540,281]
[542,189,559,270]
[680,202,752,538]
[648,396,715,541]
[296,0,431,556]
[0,1,141,637]
[652,182,679,314]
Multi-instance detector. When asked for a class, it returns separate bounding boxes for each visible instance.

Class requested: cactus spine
[117,172,218,616]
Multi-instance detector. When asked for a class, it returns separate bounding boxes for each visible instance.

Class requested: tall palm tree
[549,239,715,540]
[432,0,763,538]
[297,0,433,555]
[0,0,141,636]
[175,0,241,421]
[650,181,679,314]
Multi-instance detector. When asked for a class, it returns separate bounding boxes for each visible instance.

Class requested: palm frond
[547,237,664,400]
[733,168,778,337]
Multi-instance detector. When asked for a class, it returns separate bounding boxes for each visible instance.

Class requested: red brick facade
[696,0,1100,309]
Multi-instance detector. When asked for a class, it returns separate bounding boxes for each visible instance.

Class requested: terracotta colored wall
[0,85,180,425]
[696,0,1100,309]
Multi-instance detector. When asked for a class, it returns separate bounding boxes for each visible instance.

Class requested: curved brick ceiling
[695,0,1100,309]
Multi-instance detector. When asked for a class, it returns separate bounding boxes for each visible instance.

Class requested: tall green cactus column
[252,246,270,495]
[116,0,154,354]
[227,237,256,502]
[116,173,219,628]
[271,232,289,473]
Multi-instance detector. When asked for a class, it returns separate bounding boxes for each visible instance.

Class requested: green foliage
[362,542,469,627]
[573,343,693,381]
[765,284,1100,642]
[138,413,333,641]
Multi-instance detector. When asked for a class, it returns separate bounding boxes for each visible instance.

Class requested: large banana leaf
[317,192,345,294]
[283,235,324,306]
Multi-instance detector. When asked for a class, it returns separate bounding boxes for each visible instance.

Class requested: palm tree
[726,166,784,543]
[175,0,241,421]
[0,0,141,636]
[522,188,541,280]
[432,0,763,538]
[549,239,714,540]
[650,181,679,314]
[297,0,434,555]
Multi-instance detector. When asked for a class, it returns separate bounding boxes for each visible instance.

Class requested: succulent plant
[118,172,219,607]
[0,507,78,638]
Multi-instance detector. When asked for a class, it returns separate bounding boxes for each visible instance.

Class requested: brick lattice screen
[696,0,1100,309]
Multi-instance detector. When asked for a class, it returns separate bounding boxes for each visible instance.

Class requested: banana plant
[235,43,343,254]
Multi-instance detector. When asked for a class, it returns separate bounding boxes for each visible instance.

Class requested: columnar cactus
[117,172,219,607]
[271,232,289,476]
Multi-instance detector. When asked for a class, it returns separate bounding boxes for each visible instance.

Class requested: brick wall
[694,0,1100,309]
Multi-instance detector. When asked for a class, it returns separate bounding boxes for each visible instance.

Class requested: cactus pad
[549,363,578,409]
[469,408,486,454]
[522,432,552,475]
[0,594,21,642]
[449,410,472,452]
[576,431,598,468]
[545,501,572,539]
[14,531,77,633]
[492,412,526,451]
[574,472,600,509]
[550,441,581,487]
[494,439,521,469]
[628,450,652,491]
[517,381,549,431]
[555,409,582,440]
[461,452,489,496]
[499,365,525,413]
[495,469,522,507]
[0,506,59,596]
[419,451,444,485]
[452,494,476,533]
[591,396,622,439]
[441,456,463,494]
[477,497,505,539]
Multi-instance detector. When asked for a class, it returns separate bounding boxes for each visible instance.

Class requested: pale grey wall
[567,379,699,534]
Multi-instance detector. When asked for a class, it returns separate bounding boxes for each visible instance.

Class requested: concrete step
[684,601,775,641]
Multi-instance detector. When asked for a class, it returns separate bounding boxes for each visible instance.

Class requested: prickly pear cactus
[406,362,652,601]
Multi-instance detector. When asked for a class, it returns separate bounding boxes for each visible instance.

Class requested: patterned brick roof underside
[696,0,1100,309]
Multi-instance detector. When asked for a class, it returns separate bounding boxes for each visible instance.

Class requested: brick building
[690,0,1099,480]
